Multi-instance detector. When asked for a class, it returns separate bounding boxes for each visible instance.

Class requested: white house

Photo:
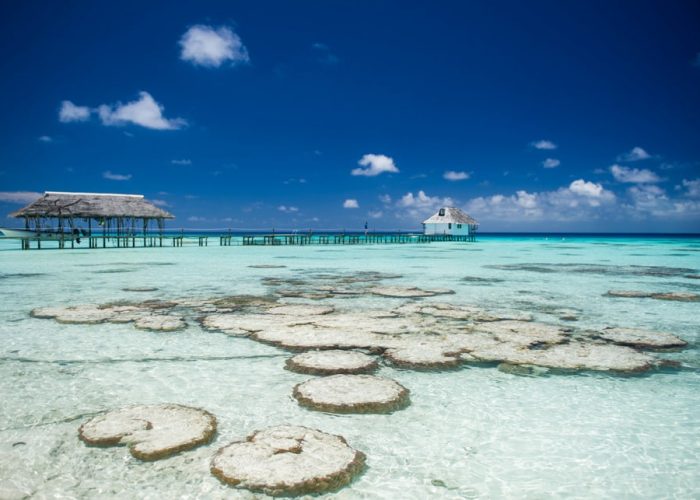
[423,207,478,236]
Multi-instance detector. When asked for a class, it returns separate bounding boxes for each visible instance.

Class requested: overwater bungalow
[5,191,173,249]
[423,207,478,238]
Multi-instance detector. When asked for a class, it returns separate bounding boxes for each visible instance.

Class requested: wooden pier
[240,233,475,245]
[6,231,476,250]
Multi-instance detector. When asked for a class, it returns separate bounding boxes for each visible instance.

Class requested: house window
[457,224,462,229]
[439,208,445,216]
[448,223,452,229]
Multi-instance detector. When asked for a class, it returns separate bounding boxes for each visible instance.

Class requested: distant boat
[0,228,87,240]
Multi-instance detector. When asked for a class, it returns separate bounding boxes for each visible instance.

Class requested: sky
[1,0,699,232]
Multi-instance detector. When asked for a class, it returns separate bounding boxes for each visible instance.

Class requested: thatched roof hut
[9,192,174,248]
[422,207,478,226]
[11,192,173,219]
[422,207,478,237]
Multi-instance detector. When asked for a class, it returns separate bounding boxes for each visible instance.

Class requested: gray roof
[11,192,174,219]
[423,207,478,225]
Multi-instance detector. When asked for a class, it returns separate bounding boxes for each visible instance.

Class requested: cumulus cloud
[351,154,399,177]
[151,199,170,207]
[394,190,455,220]
[531,139,557,150]
[379,194,392,205]
[569,179,605,198]
[542,158,560,168]
[682,178,700,197]
[0,191,42,203]
[610,164,660,183]
[102,171,132,181]
[617,146,651,162]
[622,184,700,219]
[465,179,616,222]
[59,101,91,122]
[98,92,186,130]
[627,184,666,212]
[179,25,249,68]
[343,199,359,209]
[368,210,383,218]
[398,190,453,208]
[443,170,470,181]
[171,159,192,165]
[278,205,299,213]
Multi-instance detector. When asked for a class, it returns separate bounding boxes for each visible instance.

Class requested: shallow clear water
[0,236,699,499]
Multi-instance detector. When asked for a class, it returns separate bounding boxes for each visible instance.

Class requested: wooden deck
[9,231,476,250]
[240,233,475,245]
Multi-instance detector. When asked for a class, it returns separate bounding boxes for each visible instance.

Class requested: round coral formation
[78,404,217,461]
[211,425,365,496]
[293,374,410,413]
[286,350,378,375]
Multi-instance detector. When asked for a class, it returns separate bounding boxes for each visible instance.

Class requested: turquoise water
[0,236,698,498]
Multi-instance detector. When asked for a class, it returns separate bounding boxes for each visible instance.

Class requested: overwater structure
[6,191,173,249]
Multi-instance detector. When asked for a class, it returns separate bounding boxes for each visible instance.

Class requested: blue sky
[1,1,699,232]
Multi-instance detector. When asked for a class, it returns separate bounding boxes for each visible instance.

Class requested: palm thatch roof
[10,192,174,219]
[423,207,478,225]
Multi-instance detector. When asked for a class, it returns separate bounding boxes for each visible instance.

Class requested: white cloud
[98,92,186,130]
[0,191,42,204]
[188,216,206,222]
[398,190,453,209]
[569,179,605,198]
[531,139,557,150]
[682,178,700,197]
[343,199,359,209]
[278,205,299,213]
[102,171,132,181]
[379,194,392,205]
[38,135,53,143]
[514,190,538,208]
[617,146,651,162]
[465,179,616,222]
[179,25,249,68]
[151,199,170,207]
[610,164,660,183]
[394,190,454,220]
[542,158,560,168]
[171,159,192,165]
[59,101,91,123]
[443,170,470,181]
[368,210,383,218]
[622,185,700,219]
[351,154,399,177]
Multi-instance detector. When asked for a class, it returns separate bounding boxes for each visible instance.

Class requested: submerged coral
[78,404,216,461]
[293,374,410,413]
[596,327,687,349]
[211,425,365,496]
[606,290,700,302]
[31,271,687,375]
[286,350,378,375]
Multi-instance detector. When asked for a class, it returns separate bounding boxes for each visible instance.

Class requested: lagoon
[0,235,698,498]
